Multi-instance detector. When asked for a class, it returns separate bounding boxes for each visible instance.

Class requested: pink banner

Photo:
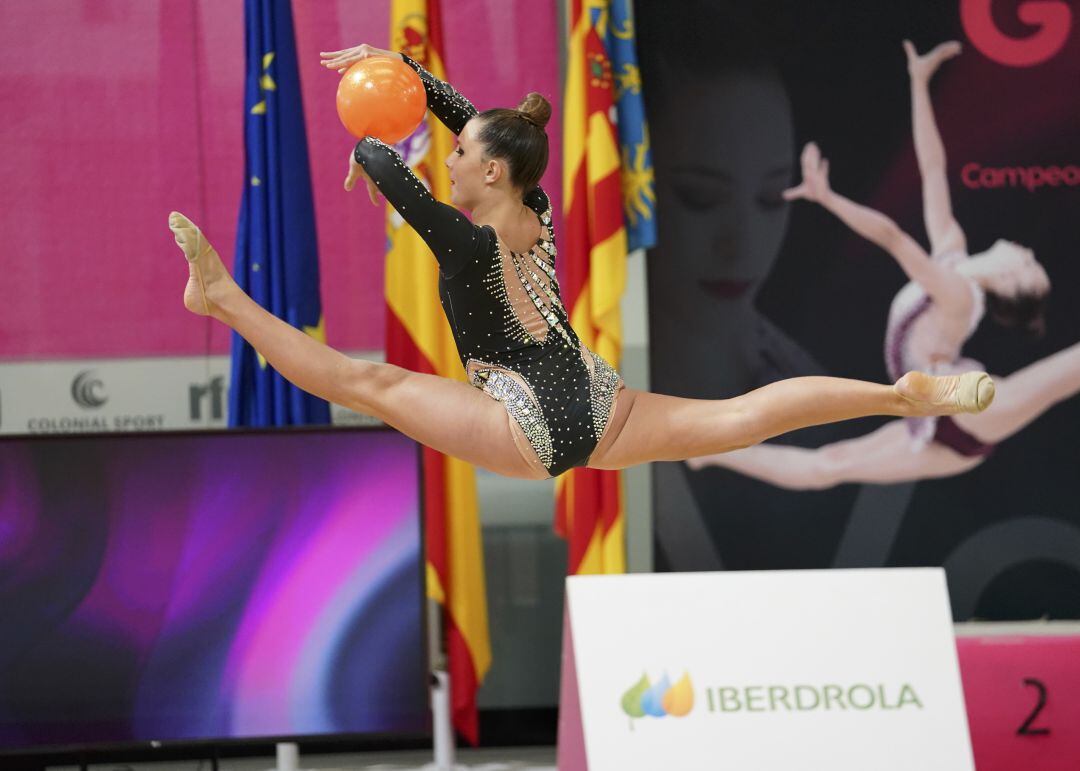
[0,0,559,360]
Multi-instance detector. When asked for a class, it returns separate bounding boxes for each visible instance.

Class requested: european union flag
[229,0,330,427]
[604,0,656,252]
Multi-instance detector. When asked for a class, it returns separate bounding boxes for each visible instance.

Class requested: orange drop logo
[662,671,694,717]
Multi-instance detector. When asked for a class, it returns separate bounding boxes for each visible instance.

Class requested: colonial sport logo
[620,671,694,725]
[71,370,107,409]
[961,0,1072,67]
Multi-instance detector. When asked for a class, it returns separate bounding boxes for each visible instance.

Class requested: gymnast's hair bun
[516,92,552,129]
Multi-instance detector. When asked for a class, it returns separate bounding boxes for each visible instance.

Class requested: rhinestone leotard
[353,56,623,477]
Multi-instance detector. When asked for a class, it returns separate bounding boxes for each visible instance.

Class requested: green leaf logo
[620,673,650,718]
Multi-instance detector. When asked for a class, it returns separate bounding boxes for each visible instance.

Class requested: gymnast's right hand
[783,142,832,204]
[319,43,402,74]
[344,147,382,206]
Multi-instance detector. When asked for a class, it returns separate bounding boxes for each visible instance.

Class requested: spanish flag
[386,0,490,745]
[557,0,655,574]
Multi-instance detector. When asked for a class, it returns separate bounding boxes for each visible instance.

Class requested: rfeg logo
[620,671,694,724]
[961,0,1072,67]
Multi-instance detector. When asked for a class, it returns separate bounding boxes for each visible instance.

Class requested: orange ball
[335,56,426,144]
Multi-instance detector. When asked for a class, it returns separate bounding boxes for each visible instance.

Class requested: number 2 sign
[957,634,1080,770]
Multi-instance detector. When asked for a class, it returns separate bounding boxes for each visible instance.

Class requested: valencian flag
[229,0,330,427]
[386,0,491,745]
[557,0,656,574]
[607,0,656,252]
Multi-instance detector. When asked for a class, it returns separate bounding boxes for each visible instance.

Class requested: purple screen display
[0,429,427,750]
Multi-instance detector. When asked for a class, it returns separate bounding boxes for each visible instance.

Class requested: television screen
[0,428,427,751]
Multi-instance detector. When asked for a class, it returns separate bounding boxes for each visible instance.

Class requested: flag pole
[427,598,457,770]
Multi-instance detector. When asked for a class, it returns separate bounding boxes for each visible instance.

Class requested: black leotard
[353,56,621,476]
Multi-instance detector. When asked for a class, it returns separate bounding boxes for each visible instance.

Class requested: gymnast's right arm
[350,139,479,277]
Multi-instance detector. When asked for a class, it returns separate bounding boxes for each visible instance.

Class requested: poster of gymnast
[637,0,1080,620]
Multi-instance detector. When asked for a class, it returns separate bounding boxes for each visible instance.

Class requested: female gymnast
[168,42,993,482]
[689,40,1080,488]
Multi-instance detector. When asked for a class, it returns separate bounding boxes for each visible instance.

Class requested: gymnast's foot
[903,39,961,83]
[894,371,995,415]
[168,211,234,317]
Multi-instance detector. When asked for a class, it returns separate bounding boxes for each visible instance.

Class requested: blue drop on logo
[640,673,671,717]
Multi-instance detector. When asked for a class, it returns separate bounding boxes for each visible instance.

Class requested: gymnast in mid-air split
[168,42,994,482]
[689,40,1080,488]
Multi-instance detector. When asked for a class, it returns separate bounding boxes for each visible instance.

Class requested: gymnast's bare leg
[170,213,992,477]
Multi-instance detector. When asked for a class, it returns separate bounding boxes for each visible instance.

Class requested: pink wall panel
[0,0,560,360]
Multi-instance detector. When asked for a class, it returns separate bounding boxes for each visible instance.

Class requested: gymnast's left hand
[344,149,382,206]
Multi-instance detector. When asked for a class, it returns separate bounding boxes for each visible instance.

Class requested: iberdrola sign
[703,682,923,713]
[563,569,974,769]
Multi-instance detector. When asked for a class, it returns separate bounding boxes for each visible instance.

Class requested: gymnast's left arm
[319,43,478,136]
[399,55,477,136]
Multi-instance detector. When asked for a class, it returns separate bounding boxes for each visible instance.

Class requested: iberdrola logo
[620,671,694,727]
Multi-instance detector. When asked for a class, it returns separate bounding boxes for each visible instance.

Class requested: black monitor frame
[0,425,432,767]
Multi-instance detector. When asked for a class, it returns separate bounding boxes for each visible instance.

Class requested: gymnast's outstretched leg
[169,212,547,479]
[170,211,992,479]
[587,370,993,471]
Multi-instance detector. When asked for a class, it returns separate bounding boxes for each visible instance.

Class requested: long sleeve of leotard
[401,55,477,135]
[400,55,549,211]
[353,137,480,277]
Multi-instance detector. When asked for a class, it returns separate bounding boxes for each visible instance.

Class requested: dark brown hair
[477,92,551,193]
[987,291,1049,338]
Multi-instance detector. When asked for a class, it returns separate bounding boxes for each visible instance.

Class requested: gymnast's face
[445,119,491,210]
[651,67,794,306]
[975,239,1050,298]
